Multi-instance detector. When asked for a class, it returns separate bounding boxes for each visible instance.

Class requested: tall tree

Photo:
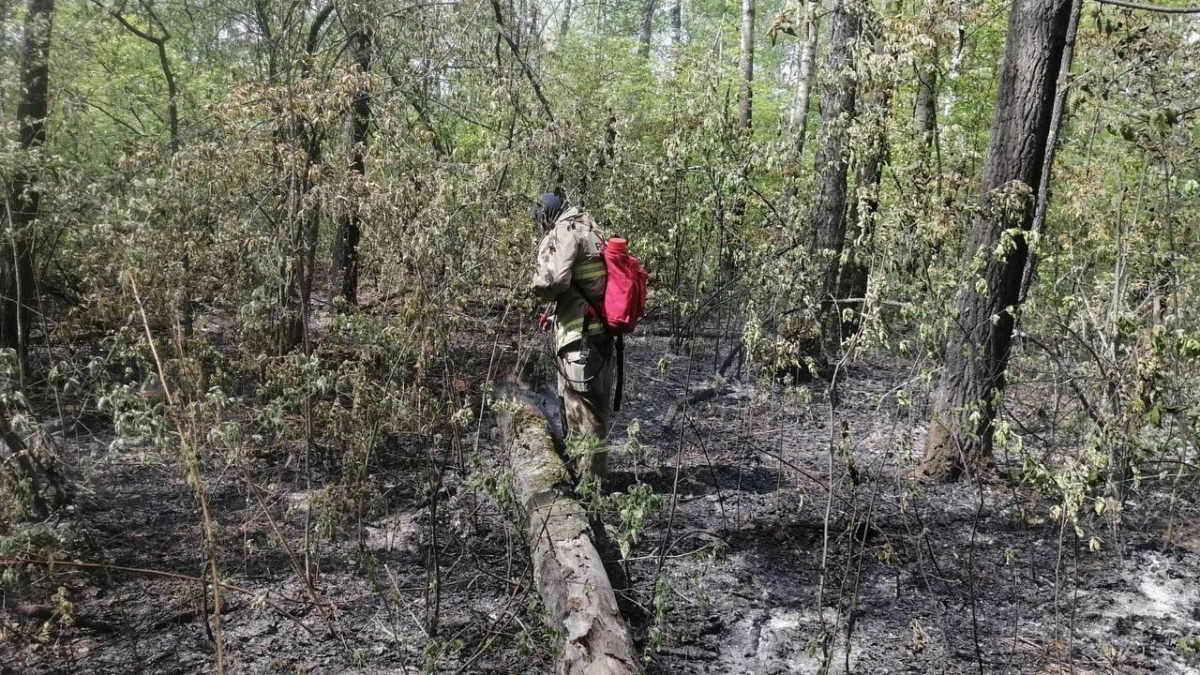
[921,0,1080,480]
[1,0,69,519]
[331,1,374,307]
[914,1,942,171]
[808,0,860,340]
[781,0,820,211]
[2,0,55,370]
[737,0,755,130]
[914,27,937,151]
[261,2,334,354]
[788,1,819,136]
[560,0,573,38]
[835,16,891,336]
[670,0,681,46]
[638,0,656,58]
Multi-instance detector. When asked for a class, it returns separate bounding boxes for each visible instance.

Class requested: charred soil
[3,326,1199,675]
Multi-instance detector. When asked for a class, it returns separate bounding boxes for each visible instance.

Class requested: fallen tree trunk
[496,383,637,675]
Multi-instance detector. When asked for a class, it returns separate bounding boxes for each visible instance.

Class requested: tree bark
[834,19,892,337]
[835,120,888,335]
[789,1,819,139]
[1021,0,1082,303]
[809,1,860,318]
[2,0,54,370]
[921,0,1079,480]
[913,0,941,146]
[638,0,655,58]
[941,7,966,119]
[737,0,755,131]
[670,0,681,46]
[496,385,637,675]
[780,1,820,217]
[914,58,937,150]
[274,3,333,355]
[560,0,573,39]
[331,2,373,307]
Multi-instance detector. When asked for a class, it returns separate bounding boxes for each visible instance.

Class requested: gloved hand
[538,313,552,332]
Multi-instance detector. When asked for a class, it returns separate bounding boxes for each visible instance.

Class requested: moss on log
[496,387,637,675]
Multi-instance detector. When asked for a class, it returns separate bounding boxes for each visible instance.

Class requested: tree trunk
[670,0,681,46]
[275,4,333,355]
[331,2,373,307]
[638,0,655,58]
[780,0,820,212]
[835,139,886,336]
[789,1,819,139]
[737,0,755,131]
[940,5,967,120]
[915,58,937,149]
[2,0,54,371]
[835,22,891,337]
[912,0,941,147]
[560,0,573,39]
[277,131,322,355]
[809,1,860,321]
[921,0,1079,481]
[495,384,637,675]
[1021,0,1082,304]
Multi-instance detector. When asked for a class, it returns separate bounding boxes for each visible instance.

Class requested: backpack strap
[613,335,624,413]
[570,280,622,413]
[571,278,606,329]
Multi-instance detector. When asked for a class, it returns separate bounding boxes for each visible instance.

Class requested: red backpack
[571,237,646,412]
[600,238,648,334]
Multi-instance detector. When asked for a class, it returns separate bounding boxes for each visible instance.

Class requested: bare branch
[1093,0,1200,13]
[306,3,335,57]
[489,0,555,123]
[89,0,164,45]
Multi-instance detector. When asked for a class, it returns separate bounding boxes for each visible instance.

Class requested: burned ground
[2,327,1199,674]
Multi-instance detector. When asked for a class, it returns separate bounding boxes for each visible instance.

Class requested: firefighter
[531,193,615,481]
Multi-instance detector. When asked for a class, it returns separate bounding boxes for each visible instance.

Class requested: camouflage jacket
[531,207,608,350]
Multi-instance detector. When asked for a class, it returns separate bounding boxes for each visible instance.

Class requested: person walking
[530,193,615,481]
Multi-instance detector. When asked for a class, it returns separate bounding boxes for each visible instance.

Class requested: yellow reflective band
[555,315,605,348]
[573,260,607,281]
[557,316,604,333]
[559,316,584,332]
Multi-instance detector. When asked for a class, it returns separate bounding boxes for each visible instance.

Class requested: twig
[1093,0,1200,12]
[244,472,350,649]
[128,275,226,674]
[656,332,699,576]
[0,555,316,637]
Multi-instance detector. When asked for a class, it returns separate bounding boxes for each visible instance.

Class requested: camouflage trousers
[556,334,616,481]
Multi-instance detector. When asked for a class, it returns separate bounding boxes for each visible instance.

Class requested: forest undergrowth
[2,0,1200,673]
[1,303,1199,675]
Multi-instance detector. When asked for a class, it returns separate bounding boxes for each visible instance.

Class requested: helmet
[533,193,564,229]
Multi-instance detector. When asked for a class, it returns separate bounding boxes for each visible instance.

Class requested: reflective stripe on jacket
[531,207,607,350]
